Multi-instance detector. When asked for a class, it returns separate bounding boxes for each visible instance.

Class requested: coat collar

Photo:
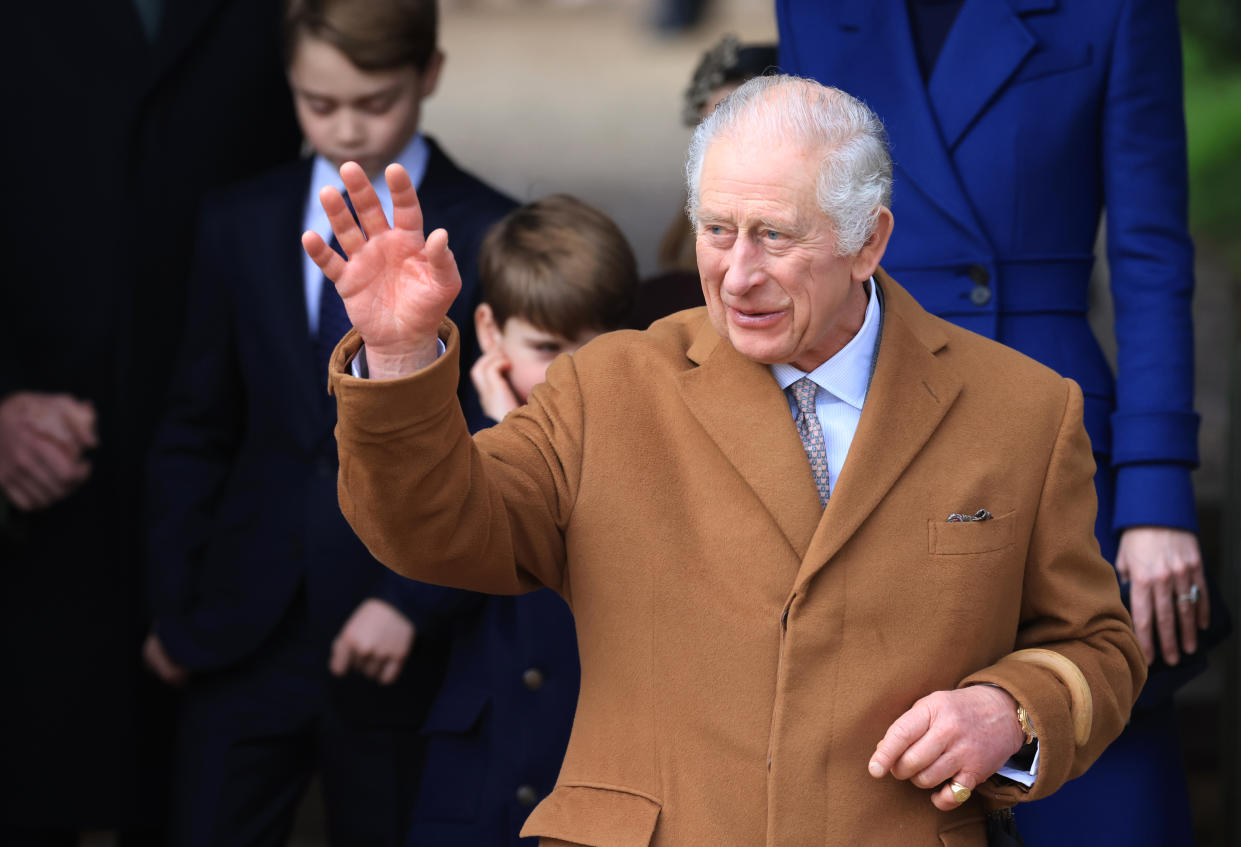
[677,270,960,575]
[146,0,227,87]
[832,0,1047,244]
[926,0,1038,150]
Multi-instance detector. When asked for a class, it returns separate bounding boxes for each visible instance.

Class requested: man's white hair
[685,75,892,257]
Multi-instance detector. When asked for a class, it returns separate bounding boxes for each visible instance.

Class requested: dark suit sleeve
[373,569,485,636]
[145,198,245,662]
[1103,0,1199,532]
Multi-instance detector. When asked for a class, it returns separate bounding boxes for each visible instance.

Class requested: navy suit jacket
[778,0,1217,700]
[146,139,515,723]
[409,589,580,846]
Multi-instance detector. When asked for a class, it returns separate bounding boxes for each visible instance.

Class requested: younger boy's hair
[480,195,638,339]
[282,0,438,72]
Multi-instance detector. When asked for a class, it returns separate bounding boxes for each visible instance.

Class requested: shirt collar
[770,277,880,410]
[309,132,430,217]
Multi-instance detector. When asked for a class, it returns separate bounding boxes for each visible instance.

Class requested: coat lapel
[796,272,962,589]
[259,160,329,447]
[835,0,988,252]
[147,0,225,87]
[677,321,823,560]
[926,0,1038,150]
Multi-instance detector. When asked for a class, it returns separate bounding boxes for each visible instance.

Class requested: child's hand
[142,631,188,687]
[471,348,521,422]
[302,162,461,379]
[329,598,415,685]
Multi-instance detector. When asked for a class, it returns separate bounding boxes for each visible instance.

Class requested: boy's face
[478,309,601,404]
[287,34,442,179]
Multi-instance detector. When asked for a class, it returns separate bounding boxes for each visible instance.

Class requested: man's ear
[419,49,445,99]
[475,303,501,353]
[851,206,894,283]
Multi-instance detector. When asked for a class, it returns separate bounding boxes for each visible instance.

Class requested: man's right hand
[0,392,96,511]
[301,161,463,380]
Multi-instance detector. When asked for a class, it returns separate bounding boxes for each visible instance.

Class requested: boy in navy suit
[407,195,637,845]
[142,1,513,844]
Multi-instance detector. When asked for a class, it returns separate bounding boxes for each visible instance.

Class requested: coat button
[516,784,539,807]
[970,285,992,306]
[967,263,991,285]
[522,667,545,691]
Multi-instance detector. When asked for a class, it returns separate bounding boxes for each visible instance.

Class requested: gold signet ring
[949,780,971,805]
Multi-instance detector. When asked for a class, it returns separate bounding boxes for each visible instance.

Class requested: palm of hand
[336,227,459,355]
[304,162,462,367]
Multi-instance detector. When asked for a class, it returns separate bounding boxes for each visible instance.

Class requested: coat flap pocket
[938,815,987,846]
[420,687,490,735]
[520,784,661,847]
[929,511,1016,555]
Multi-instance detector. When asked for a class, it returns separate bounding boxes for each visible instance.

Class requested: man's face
[694,133,870,372]
[492,317,600,404]
[287,34,441,179]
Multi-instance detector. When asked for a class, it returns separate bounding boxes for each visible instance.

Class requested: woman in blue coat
[778,1,1212,844]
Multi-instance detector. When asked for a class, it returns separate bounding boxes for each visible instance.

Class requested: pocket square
[946,509,992,523]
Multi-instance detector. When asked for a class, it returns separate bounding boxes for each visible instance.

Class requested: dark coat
[0,0,300,829]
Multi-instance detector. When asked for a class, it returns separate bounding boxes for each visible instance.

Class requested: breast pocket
[928,511,1016,556]
[521,784,661,847]
[1010,43,1093,86]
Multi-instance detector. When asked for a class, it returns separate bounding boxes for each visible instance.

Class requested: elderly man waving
[305,76,1143,846]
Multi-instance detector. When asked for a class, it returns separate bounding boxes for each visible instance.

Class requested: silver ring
[1177,585,1200,605]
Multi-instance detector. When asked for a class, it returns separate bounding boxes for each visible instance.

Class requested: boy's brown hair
[283,0,438,72]
[480,195,638,339]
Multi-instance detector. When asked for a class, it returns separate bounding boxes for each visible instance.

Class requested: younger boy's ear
[475,303,501,353]
[419,49,445,99]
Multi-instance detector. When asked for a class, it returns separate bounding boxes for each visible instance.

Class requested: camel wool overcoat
[329,272,1144,847]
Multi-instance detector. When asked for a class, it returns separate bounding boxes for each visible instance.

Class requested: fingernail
[868,760,884,778]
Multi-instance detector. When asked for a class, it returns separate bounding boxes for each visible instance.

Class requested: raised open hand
[302,161,462,379]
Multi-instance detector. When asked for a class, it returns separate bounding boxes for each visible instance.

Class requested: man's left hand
[1116,526,1209,666]
[868,685,1025,810]
[329,598,415,685]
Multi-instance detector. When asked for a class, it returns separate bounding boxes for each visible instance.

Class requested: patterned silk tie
[790,377,830,506]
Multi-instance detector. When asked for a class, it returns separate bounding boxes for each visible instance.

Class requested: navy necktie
[315,194,357,394]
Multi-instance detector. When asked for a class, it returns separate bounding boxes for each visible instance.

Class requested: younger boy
[408,195,637,846]
[143,1,514,844]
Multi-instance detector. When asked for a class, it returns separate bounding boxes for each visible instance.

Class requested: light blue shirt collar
[305,132,430,234]
[770,277,881,409]
[303,134,430,333]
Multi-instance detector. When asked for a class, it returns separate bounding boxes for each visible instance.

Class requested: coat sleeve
[1103,0,1200,533]
[961,379,1146,802]
[332,320,581,599]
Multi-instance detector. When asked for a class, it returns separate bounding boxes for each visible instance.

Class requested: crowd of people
[0,1,1223,846]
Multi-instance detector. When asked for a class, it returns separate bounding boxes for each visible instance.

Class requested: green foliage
[1183,34,1241,272]
[1179,0,1241,71]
